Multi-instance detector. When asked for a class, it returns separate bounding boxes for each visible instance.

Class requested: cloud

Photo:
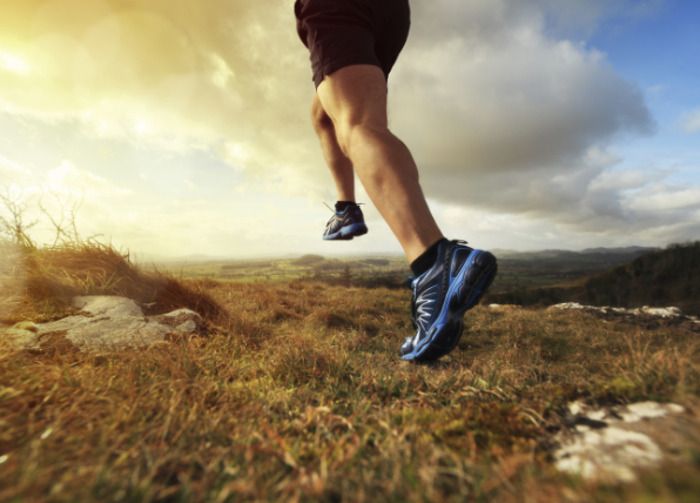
[1,2,652,188]
[0,153,29,177]
[391,0,655,234]
[0,0,320,186]
[0,0,695,252]
[393,27,652,175]
[681,108,700,133]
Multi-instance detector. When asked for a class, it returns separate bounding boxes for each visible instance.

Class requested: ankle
[410,238,448,276]
[335,200,357,212]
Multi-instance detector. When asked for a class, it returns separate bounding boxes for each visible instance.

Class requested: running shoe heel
[340,222,368,238]
[455,250,497,309]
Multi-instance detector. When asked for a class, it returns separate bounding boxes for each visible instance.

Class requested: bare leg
[316,65,443,263]
[310,94,355,202]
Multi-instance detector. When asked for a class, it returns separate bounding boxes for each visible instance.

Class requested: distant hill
[490,242,700,315]
[580,246,658,255]
[495,246,658,262]
[292,254,326,266]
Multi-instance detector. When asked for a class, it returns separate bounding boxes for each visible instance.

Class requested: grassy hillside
[1,243,699,502]
[490,242,700,315]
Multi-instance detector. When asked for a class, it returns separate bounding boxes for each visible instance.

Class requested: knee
[310,99,334,135]
[336,121,386,158]
[335,123,358,157]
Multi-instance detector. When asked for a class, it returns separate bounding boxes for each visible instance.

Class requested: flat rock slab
[548,302,700,324]
[554,401,697,483]
[3,296,203,351]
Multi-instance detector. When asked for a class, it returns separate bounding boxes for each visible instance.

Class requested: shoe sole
[323,222,368,241]
[401,249,498,362]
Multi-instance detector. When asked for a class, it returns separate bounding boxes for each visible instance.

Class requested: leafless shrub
[38,194,84,246]
[0,190,36,248]
[0,189,226,325]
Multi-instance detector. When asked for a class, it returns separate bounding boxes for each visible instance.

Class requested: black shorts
[294,0,410,88]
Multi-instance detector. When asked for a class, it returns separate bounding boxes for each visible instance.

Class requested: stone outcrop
[549,302,700,323]
[3,296,203,351]
[554,401,691,483]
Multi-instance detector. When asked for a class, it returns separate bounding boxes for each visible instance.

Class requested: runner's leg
[310,94,355,202]
[316,64,443,262]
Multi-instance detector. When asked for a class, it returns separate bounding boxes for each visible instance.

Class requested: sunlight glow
[46,161,73,192]
[96,119,112,136]
[225,142,251,164]
[0,51,31,75]
[133,119,152,136]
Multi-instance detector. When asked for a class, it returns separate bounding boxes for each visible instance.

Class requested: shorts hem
[314,59,385,88]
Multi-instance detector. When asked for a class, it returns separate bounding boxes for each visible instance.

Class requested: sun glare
[0,51,31,75]
[133,119,152,136]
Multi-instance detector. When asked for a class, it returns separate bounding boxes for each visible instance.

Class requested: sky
[0,0,698,260]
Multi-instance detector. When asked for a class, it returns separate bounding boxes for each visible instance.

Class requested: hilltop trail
[2,273,699,501]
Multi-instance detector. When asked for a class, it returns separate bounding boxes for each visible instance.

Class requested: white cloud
[0,154,28,177]
[0,1,653,190]
[44,160,131,199]
[390,1,656,238]
[626,185,700,213]
[681,108,700,133]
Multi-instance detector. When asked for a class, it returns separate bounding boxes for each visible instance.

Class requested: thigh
[316,64,388,129]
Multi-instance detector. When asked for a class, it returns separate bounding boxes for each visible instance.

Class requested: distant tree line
[488,242,700,315]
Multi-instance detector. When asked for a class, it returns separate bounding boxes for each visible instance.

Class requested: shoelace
[405,240,471,341]
[407,240,468,331]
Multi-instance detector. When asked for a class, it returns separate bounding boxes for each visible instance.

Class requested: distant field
[150,254,409,288]
[149,248,656,295]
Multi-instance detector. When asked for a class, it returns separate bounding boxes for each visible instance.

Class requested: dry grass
[1,244,699,502]
[0,241,226,326]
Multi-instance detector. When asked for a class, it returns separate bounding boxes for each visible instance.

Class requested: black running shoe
[400,240,497,362]
[323,204,368,241]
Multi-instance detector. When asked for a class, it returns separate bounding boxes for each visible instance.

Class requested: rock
[636,306,683,318]
[488,304,521,311]
[550,302,588,311]
[549,303,699,323]
[556,426,663,483]
[554,401,689,483]
[73,295,144,317]
[4,322,41,349]
[617,401,685,422]
[3,296,204,351]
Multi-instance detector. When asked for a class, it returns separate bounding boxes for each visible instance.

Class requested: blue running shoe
[400,240,497,362]
[323,204,368,241]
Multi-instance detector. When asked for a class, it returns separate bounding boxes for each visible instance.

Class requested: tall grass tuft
[0,239,226,325]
